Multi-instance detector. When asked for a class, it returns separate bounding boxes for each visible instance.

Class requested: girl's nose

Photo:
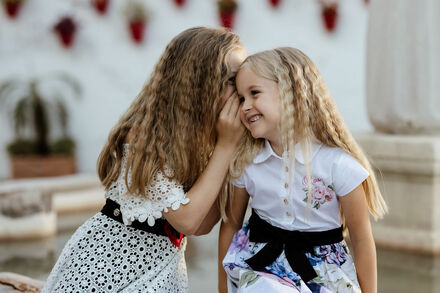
[241,98,252,112]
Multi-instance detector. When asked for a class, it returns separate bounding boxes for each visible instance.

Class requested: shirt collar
[253,140,323,164]
[253,140,281,163]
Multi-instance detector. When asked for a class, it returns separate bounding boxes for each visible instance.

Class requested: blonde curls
[223,47,387,224]
[98,27,242,199]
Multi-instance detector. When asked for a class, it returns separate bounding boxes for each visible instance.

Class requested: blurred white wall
[0,0,371,179]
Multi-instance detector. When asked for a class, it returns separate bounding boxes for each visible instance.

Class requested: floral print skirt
[223,222,360,293]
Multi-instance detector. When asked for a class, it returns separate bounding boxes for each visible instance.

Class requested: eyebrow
[237,85,261,97]
[246,85,262,91]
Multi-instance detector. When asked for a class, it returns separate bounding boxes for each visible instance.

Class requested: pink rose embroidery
[302,176,335,209]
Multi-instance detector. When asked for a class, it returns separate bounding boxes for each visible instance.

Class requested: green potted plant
[0,73,81,178]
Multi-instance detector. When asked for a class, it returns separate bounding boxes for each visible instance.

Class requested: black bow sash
[245,210,343,282]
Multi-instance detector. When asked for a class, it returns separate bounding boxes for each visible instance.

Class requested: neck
[268,139,283,157]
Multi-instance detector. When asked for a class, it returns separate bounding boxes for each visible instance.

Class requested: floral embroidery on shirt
[302,176,335,209]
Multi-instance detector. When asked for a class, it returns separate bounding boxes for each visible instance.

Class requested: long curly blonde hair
[97,27,242,196]
[222,47,387,224]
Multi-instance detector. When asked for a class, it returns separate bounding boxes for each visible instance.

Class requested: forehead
[236,66,260,84]
[236,66,277,92]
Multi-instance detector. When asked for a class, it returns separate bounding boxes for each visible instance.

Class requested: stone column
[357,0,440,254]
[366,0,440,134]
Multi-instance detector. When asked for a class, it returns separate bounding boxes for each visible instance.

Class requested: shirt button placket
[281,160,293,221]
[283,179,292,221]
[283,183,290,216]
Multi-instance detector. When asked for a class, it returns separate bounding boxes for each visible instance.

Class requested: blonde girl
[218,47,387,293]
[42,27,246,292]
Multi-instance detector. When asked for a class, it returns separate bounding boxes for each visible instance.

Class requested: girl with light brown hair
[42,27,246,292]
[219,47,387,293]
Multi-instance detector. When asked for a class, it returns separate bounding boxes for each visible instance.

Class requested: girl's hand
[216,92,244,149]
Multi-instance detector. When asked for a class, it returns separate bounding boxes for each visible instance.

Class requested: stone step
[0,173,101,195]
[0,174,105,241]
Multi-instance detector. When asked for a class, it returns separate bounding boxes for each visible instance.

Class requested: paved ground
[1,179,440,292]
[187,226,219,292]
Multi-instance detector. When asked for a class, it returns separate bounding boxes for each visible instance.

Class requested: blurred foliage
[7,139,37,156]
[217,0,237,12]
[51,136,76,156]
[124,0,149,22]
[0,73,81,156]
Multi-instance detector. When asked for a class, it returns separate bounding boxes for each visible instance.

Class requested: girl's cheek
[240,113,249,128]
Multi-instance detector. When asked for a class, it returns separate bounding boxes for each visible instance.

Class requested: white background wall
[0,0,371,179]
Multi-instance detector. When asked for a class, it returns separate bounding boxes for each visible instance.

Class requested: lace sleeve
[105,168,190,227]
[148,170,190,213]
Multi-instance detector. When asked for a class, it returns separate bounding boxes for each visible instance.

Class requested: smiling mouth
[248,114,262,123]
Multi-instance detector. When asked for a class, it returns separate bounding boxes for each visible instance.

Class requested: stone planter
[10,156,76,179]
[356,133,440,254]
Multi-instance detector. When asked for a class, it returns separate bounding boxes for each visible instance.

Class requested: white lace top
[41,144,191,292]
[105,144,190,226]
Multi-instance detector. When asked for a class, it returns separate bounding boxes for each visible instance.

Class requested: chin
[249,131,263,140]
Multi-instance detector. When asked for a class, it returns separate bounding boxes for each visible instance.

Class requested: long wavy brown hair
[222,47,388,225]
[97,27,242,196]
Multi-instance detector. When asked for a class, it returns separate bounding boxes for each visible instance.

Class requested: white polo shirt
[233,140,369,232]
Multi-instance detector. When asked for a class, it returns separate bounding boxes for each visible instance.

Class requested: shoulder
[315,145,360,166]
[316,144,345,158]
[231,164,252,188]
[319,146,369,196]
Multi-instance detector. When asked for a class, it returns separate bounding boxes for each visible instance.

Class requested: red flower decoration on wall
[173,0,186,7]
[217,0,237,30]
[2,0,24,19]
[129,21,145,44]
[269,0,281,8]
[92,0,109,15]
[53,16,77,48]
[321,2,338,32]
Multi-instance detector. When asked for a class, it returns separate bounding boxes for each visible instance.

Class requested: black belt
[245,210,343,282]
[101,198,184,247]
